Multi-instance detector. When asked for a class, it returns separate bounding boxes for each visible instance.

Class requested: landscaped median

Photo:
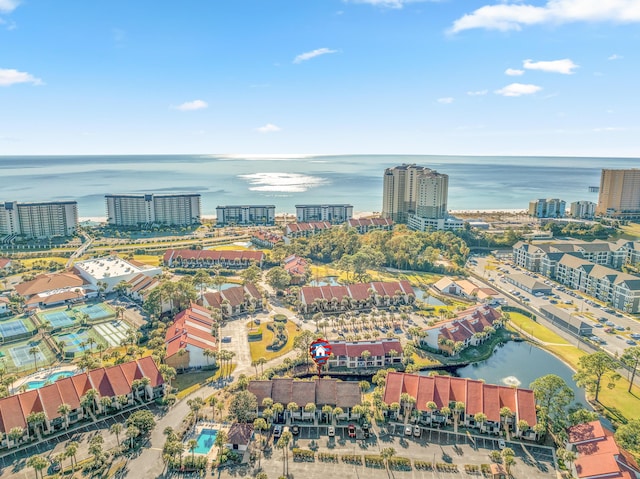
[248,315,299,362]
[507,312,640,423]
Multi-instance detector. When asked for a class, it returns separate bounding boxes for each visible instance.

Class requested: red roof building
[0,258,11,269]
[348,217,393,234]
[163,249,264,268]
[328,339,403,370]
[567,421,640,479]
[383,372,537,440]
[0,358,164,449]
[202,283,262,318]
[283,255,309,285]
[251,230,284,249]
[298,280,415,314]
[165,303,217,370]
[284,221,333,238]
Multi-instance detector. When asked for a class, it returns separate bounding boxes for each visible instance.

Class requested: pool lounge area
[193,428,219,454]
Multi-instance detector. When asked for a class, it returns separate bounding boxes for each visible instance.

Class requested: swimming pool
[193,428,218,454]
[25,371,76,390]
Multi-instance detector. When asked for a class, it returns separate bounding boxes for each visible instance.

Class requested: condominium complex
[596,169,640,219]
[215,205,275,226]
[382,164,430,223]
[382,164,459,231]
[528,198,566,218]
[295,204,353,223]
[569,201,596,219]
[0,201,78,238]
[512,240,640,312]
[105,193,201,227]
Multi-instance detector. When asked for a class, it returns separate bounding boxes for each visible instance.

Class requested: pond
[213,283,240,291]
[309,277,341,287]
[452,341,588,407]
[411,287,446,306]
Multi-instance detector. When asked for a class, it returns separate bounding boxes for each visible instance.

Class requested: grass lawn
[248,320,299,362]
[173,368,218,392]
[132,254,162,266]
[411,348,441,368]
[619,222,640,239]
[211,244,251,251]
[20,256,69,268]
[507,313,640,423]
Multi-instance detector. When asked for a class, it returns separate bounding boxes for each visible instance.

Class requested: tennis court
[92,320,131,347]
[54,331,93,354]
[0,319,29,339]
[9,343,46,368]
[76,303,114,321]
[38,309,76,329]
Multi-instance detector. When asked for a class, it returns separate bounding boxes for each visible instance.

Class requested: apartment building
[327,339,403,369]
[528,198,566,218]
[570,201,596,219]
[383,372,537,440]
[295,204,353,224]
[105,193,201,227]
[165,303,217,370]
[347,217,394,234]
[0,201,78,238]
[215,205,275,226]
[163,249,264,268]
[596,169,640,219]
[382,164,429,223]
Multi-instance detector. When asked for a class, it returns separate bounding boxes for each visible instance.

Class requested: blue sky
[1,0,639,156]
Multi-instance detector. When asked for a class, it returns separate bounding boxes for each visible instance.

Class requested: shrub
[248,329,263,341]
[273,314,288,323]
[414,460,433,471]
[436,463,458,472]
[388,457,412,471]
[481,464,492,474]
[341,454,363,465]
[318,452,338,463]
[364,455,384,468]
[292,448,315,462]
[465,464,481,474]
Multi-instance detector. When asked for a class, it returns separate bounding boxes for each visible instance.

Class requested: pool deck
[184,422,231,460]
[10,364,79,393]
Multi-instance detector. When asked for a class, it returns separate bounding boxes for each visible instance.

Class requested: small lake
[438,341,587,407]
[213,283,240,291]
[412,287,446,306]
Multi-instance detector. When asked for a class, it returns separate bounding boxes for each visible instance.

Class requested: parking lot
[238,423,556,479]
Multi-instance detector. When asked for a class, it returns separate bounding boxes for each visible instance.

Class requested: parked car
[627,340,637,345]
[413,425,421,437]
[222,336,232,343]
[498,439,506,449]
[404,425,413,436]
[273,425,282,438]
[362,423,370,438]
[328,426,335,437]
[348,424,356,438]
[292,425,300,435]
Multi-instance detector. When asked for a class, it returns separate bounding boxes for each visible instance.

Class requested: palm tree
[65,441,79,472]
[203,348,216,367]
[100,396,113,413]
[304,402,316,422]
[426,401,438,424]
[26,455,48,479]
[287,401,299,422]
[215,429,228,466]
[81,388,99,416]
[57,403,71,429]
[500,407,514,440]
[26,411,47,438]
[517,419,530,438]
[110,423,123,446]
[187,438,198,464]
[28,346,39,372]
[276,430,292,477]
[452,401,465,433]
[126,425,140,449]
[474,412,488,432]
[440,406,451,425]
[8,426,24,447]
[322,404,333,424]
[380,447,396,478]
[253,417,268,466]
[399,393,416,424]
[188,397,205,423]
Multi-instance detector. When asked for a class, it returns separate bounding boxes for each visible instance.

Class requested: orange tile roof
[163,249,264,265]
[568,420,607,444]
[575,453,621,478]
[15,272,86,297]
[165,306,217,359]
[0,258,11,269]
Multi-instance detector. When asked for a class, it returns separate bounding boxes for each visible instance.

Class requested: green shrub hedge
[248,328,263,341]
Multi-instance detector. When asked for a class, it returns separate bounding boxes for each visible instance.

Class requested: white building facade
[105,193,201,227]
[295,204,353,223]
[215,205,275,226]
[0,201,78,238]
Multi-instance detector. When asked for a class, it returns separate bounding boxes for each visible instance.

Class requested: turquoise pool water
[25,371,75,390]
[193,428,218,454]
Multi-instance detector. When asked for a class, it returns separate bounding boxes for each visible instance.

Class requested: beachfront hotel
[215,205,275,226]
[570,200,596,219]
[596,169,640,219]
[295,204,353,224]
[105,193,201,227]
[382,164,430,223]
[0,201,78,239]
[528,198,566,218]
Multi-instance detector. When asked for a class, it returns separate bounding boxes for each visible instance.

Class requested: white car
[404,425,413,436]
[413,425,421,437]
[328,426,335,437]
[498,439,506,449]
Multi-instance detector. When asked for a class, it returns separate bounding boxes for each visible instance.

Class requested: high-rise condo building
[382,164,430,223]
[0,201,78,238]
[528,198,566,218]
[569,201,596,219]
[105,194,201,227]
[596,169,640,219]
[295,204,353,224]
[383,164,459,231]
[216,205,276,226]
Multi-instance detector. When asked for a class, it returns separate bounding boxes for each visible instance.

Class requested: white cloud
[505,68,524,76]
[523,58,578,74]
[293,48,337,64]
[344,0,434,8]
[256,123,282,133]
[494,83,542,96]
[467,90,488,96]
[450,0,640,33]
[0,0,19,13]
[608,53,623,60]
[593,126,626,132]
[437,97,454,104]
[0,68,43,87]
[173,100,208,111]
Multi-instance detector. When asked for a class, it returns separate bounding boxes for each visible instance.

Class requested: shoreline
[78,208,528,224]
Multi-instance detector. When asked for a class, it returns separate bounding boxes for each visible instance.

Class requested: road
[469,256,640,358]
[65,231,93,267]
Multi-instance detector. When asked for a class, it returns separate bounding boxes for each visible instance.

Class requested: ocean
[1,154,638,218]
